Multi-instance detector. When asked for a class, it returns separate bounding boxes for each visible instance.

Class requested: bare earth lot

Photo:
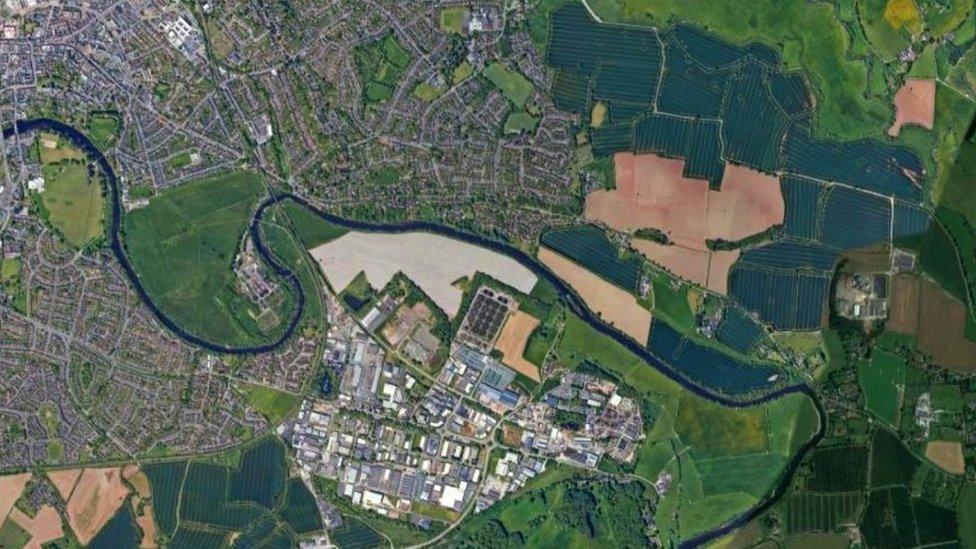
[310,231,537,317]
[539,246,652,344]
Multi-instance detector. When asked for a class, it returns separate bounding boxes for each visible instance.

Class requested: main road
[3,118,826,548]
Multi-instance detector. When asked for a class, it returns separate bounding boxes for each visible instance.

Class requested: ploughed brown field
[9,505,64,549]
[539,246,652,344]
[66,468,130,545]
[926,440,965,475]
[585,152,783,294]
[494,310,542,382]
[889,274,976,371]
[888,78,936,137]
[0,473,32,523]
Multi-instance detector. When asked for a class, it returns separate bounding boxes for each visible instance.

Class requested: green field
[445,468,654,547]
[86,112,121,151]
[584,0,891,140]
[858,349,907,425]
[239,383,300,424]
[484,63,535,108]
[38,160,105,248]
[439,7,468,33]
[0,517,30,548]
[503,111,539,134]
[355,33,411,106]
[123,171,286,347]
[412,82,444,101]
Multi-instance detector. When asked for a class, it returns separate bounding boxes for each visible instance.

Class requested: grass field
[36,132,85,164]
[123,171,282,347]
[503,111,539,134]
[452,61,474,84]
[412,82,444,102]
[86,112,121,151]
[38,160,105,248]
[484,63,535,108]
[439,7,468,33]
[355,33,411,106]
[858,349,906,426]
[239,383,300,424]
[585,0,891,140]
[0,517,31,548]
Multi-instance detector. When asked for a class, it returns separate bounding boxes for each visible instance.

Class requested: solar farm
[545,4,934,334]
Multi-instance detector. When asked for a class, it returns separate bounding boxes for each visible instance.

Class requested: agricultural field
[123,171,293,347]
[538,245,652,344]
[142,435,322,546]
[310,230,537,317]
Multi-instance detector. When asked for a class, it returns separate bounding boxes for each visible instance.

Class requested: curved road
[4,118,826,547]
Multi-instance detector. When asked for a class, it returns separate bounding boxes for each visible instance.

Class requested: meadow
[483,63,535,108]
[122,171,288,347]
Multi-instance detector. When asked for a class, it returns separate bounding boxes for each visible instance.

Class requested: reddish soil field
[9,506,64,549]
[587,153,782,293]
[890,274,976,371]
[66,468,130,545]
[0,473,32,522]
[585,152,783,249]
[888,274,920,335]
[888,78,936,137]
[47,469,81,501]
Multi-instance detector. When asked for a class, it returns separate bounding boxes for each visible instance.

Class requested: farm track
[4,118,827,548]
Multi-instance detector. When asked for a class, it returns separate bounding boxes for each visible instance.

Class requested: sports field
[123,171,282,346]
[37,160,105,248]
[484,63,535,108]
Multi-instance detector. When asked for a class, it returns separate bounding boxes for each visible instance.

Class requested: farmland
[142,435,322,545]
[123,171,289,347]
[309,230,537,317]
[857,350,907,426]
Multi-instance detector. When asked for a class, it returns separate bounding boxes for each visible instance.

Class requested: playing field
[310,231,537,317]
[38,161,105,248]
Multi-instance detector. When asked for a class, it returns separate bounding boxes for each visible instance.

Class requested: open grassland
[86,112,121,151]
[239,382,300,425]
[857,349,907,426]
[123,171,285,347]
[484,62,535,108]
[439,7,468,33]
[584,0,891,139]
[38,161,105,248]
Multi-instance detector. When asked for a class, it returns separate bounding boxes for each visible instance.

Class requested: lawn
[123,171,283,347]
[240,382,301,424]
[484,62,535,108]
[452,61,474,84]
[439,7,468,33]
[584,0,892,140]
[36,132,85,164]
[412,82,444,101]
[857,349,906,426]
[86,112,121,151]
[503,111,538,134]
[38,160,105,248]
